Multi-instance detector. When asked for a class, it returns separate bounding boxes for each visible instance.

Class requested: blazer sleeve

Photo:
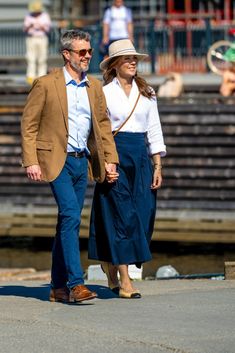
[21,79,46,167]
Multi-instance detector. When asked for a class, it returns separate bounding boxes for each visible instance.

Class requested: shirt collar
[112,76,138,91]
[113,77,121,87]
[63,67,89,87]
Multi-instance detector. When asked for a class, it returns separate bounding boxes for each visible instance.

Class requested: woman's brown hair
[102,56,155,99]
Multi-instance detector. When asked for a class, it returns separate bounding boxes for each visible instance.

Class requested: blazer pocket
[36,140,53,151]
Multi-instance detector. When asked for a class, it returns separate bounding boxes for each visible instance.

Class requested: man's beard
[71,60,89,73]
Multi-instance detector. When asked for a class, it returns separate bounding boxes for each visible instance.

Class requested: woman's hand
[151,168,162,190]
[151,154,162,190]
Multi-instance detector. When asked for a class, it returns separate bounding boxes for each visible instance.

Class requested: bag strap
[113,93,141,137]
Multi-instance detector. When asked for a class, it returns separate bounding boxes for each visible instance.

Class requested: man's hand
[26,165,42,181]
[105,162,119,183]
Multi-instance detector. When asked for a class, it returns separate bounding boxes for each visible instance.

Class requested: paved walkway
[0,279,234,353]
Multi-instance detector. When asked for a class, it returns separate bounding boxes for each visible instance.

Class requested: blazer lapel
[54,69,68,131]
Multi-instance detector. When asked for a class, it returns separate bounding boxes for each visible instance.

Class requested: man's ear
[62,50,70,61]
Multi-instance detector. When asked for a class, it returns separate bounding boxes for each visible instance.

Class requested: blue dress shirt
[63,67,91,154]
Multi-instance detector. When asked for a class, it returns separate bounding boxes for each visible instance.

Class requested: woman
[88,39,166,298]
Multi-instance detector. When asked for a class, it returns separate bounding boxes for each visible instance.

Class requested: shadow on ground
[0,283,118,301]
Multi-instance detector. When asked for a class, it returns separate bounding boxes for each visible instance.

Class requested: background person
[157,72,183,98]
[220,46,235,96]
[88,39,166,299]
[23,0,51,85]
[100,0,133,57]
[21,29,119,303]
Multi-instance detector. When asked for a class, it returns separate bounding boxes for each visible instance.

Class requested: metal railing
[0,20,232,74]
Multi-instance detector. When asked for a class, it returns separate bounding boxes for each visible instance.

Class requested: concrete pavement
[0,279,234,353]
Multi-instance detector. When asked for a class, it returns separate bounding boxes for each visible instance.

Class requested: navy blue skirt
[88,132,157,267]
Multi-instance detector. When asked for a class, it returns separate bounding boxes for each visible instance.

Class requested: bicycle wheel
[207,40,232,75]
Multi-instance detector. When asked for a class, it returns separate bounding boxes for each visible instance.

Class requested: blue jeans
[50,155,88,289]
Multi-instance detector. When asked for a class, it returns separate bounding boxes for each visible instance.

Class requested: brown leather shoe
[49,287,70,303]
[69,284,97,303]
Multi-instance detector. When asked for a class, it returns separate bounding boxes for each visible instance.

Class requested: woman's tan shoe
[101,262,119,294]
[119,288,141,299]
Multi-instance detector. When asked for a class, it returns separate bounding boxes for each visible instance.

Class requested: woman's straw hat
[100,39,148,70]
[28,0,43,13]
[223,46,235,62]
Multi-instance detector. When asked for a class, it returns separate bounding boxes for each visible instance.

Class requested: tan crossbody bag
[113,93,141,137]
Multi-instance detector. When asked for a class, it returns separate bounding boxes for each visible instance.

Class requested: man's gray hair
[60,29,91,52]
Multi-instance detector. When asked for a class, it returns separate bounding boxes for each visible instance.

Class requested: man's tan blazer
[21,68,119,182]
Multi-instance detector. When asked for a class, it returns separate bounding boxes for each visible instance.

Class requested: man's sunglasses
[66,48,93,56]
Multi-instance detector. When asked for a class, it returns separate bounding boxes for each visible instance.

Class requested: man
[23,0,51,85]
[220,46,235,97]
[101,0,133,57]
[21,29,119,303]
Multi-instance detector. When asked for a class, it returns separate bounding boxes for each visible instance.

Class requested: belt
[67,151,86,158]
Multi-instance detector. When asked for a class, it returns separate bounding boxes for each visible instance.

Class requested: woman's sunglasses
[66,48,93,56]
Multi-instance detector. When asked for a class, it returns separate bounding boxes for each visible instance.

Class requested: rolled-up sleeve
[146,96,166,157]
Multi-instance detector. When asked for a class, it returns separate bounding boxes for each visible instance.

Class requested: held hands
[151,168,162,190]
[105,162,119,183]
[26,165,42,181]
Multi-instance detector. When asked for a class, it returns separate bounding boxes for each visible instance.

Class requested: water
[1,238,234,278]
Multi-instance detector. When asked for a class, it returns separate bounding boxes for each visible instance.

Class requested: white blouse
[103,78,166,157]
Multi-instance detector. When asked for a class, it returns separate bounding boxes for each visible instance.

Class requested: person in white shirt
[101,0,133,57]
[23,0,51,84]
[88,39,166,299]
